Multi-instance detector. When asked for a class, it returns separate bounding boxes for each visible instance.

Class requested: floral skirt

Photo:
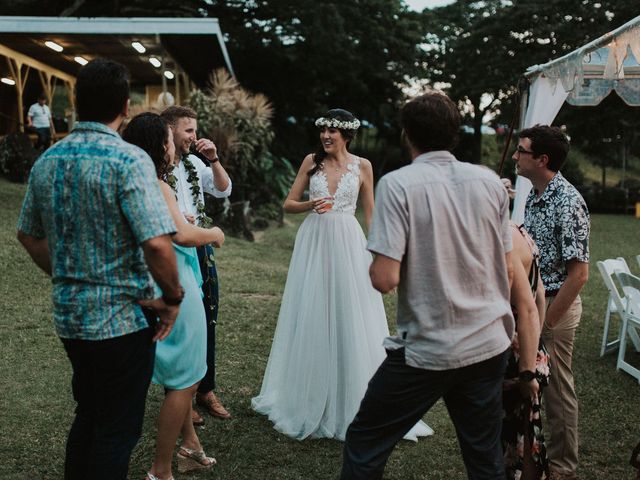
[502,334,551,480]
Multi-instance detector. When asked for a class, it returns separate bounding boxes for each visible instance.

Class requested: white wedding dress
[251,157,433,441]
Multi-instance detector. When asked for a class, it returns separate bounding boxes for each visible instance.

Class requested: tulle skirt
[252,212,432,441]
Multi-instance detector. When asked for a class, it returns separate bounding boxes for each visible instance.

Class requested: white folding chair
[613,271,640,383]
[596,258,640,356]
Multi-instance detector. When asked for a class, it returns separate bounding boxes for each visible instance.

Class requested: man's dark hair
[518,125,570,172]
[161,105,197,125]
[38,92,47,101]
[121,112,171,180]
[401,92,461,153]
[75,59,129,123]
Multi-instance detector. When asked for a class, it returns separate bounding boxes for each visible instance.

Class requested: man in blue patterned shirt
[514,125,590,480]
[17,59,183,480]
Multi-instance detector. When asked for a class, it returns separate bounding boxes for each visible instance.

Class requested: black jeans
[61,327,156,480]
[196,244,219,393]
[35,127,51,149]
[341,348,509,480]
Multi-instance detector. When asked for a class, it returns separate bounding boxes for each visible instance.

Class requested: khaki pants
[543,295,582,476]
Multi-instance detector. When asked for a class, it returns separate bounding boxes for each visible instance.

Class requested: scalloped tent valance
[525,15,640,106]
[511,14,640,224]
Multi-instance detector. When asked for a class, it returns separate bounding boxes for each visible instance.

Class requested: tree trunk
[471,106,483,164]
[229,200,254,242]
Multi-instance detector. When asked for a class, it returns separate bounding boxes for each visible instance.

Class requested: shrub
[188,70,294,238]
[0,133,39,183]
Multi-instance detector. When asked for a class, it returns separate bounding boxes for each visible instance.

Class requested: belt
[545,289,559,298]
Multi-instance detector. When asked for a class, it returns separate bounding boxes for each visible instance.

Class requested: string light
[45,40,63,52]
[131,41,146,53]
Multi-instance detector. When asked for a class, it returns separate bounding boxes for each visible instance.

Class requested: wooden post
[175,67,181,105]
[66,79,76,130]
[7,58,30,132]
[38,70,57,107]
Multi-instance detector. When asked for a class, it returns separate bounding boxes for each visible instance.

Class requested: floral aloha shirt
[523,172,590,293]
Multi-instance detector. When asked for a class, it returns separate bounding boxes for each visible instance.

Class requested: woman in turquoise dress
[123,113,225,480]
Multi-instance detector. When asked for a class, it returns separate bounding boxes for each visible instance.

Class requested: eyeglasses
[514,146,535,156]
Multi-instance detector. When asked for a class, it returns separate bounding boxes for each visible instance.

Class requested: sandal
[177,446,217,473]
[145,473,174,480]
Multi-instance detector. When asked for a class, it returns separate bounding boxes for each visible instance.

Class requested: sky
[404,0,456,11]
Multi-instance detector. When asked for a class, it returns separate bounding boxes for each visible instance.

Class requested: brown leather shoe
[191,408,205,426]
[196,392,231,419]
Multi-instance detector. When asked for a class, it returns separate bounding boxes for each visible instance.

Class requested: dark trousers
[196,244,219,393]
[61,327,156,480]
[35,127,51,149]
[197,310,217,392]
[341,348,509,480]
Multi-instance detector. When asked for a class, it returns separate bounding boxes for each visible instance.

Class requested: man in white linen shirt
[161,106,233,422]
[27,92,56,149]
[341,92,514,480]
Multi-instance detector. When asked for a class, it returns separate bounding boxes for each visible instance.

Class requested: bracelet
[210,156,220,164]
[162,287,185,306]
[518,370,536,382]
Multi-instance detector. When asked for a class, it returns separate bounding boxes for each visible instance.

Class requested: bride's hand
[311,196,333,214]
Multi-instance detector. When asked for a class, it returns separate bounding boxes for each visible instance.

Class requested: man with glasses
[513,125,590,480]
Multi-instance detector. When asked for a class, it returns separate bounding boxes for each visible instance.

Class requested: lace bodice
[309,157,361,215]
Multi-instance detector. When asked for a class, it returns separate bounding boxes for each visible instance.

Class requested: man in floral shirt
[514,125,590,480]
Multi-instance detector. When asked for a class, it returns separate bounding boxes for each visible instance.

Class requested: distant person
[251,108,431,442]
[341,92,515,479]
[513,125,589,480]
[27,92,56,149]
[161,106,233,423]
[17,59,182,480]
[123,112,225,479]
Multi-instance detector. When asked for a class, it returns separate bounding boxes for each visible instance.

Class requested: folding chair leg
[601,307,621,356]
[617,318,640,383]
[629,326,640,353]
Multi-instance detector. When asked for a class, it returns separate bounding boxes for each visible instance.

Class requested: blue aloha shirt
[523,172,590,292]
[17,122,176,340]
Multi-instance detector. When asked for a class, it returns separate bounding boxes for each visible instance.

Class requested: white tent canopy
[512,14,640,224]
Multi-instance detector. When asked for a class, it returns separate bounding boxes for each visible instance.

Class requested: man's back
[368,151,513,370]
[18,121,174,340]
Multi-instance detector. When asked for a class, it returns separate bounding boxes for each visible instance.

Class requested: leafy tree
[420,0,639,163]
[202,0,426,161]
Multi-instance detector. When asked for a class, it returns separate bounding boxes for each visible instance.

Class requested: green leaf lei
[168,155,214,229]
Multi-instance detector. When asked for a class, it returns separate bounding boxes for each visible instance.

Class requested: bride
[252,109,432,441]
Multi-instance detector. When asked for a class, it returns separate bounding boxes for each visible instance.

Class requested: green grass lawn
[1,176,639,479]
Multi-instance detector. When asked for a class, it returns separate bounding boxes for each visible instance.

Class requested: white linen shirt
[28,102,52,128]
[368,151,514,371]
[174,154,232,218]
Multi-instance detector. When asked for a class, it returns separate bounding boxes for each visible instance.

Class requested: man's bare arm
[140,234,182,341]
[17,231,51,275]
[369,253,401,294]
[545,259,588,327]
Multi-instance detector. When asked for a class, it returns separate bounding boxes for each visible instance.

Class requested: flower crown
[315,116,361,131]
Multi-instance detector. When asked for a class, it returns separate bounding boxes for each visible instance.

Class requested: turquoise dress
[152,244,207,390]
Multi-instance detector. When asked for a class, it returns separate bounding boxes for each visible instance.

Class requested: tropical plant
[188,69,294,239]
[0,132,39,183]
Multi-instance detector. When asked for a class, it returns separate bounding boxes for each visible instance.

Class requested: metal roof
[0,16,234,87]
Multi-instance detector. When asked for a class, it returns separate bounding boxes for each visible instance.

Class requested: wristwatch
[162,287,185,306]
[210,155,220,164]
[518,370,536,382]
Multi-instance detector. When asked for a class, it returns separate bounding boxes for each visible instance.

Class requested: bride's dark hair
[308,108,358,177]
